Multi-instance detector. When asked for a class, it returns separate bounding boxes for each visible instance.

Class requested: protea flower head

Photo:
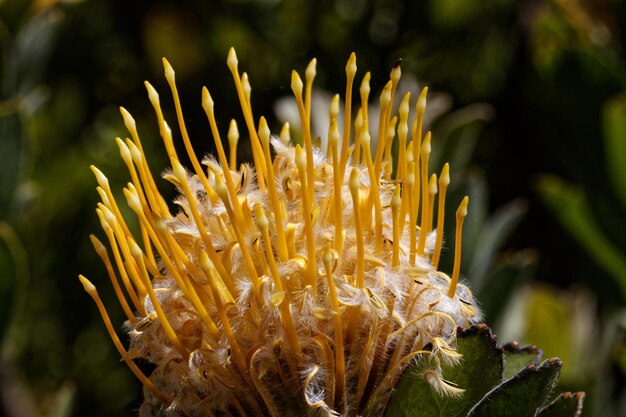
[80,48,481,417]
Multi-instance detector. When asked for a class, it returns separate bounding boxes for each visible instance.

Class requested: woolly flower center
[80,48,481,417]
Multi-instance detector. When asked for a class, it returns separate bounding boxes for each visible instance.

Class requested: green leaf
[468,358,562,417]
[384,324,503,417]
[538,392,585,417]
[537,176,626,298]
[502,342,543,380]
[603,93,626,207]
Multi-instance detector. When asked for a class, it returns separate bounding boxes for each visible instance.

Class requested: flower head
[80,48,481,417]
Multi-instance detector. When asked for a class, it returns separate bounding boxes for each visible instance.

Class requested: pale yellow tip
[258,117,270,145]
[119,107,136,130]
[90,165,109,187]
[201,87,213,112]
[346,52,357,75]
[291,70,303,96]
[78,274,97,296]
[306,58,317,79]
[227,47,238,70]
[440,163,450,187]
[162,57,175,81]
[457,196,469,218]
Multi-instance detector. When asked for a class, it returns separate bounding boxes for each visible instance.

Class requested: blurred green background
[1,0,625,416]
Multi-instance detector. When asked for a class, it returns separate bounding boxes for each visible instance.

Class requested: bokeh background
[1,0,626,416]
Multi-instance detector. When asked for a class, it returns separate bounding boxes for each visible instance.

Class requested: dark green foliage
[385,325,582,417]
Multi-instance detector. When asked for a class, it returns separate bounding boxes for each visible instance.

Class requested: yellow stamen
[329,119,344,253]
[254,205,303,361]
[279,122,291,145]
[328,94,340,158]
[353,108,363,165]
[340,52,357,176]
[359,128,383,254]
[228,119,239,171]
[391,185,401,268]
[78,275,172,405]
[127,239,189,358]
[120,108,170,217]
[417,132,432,256]
[226,48,267,189]
[295,145,317,290]
[170,159,235,294]
[214,173,262,302]
[432,163,450,268]
[374,81,392,176]
[406,161,417,266]
[90,235,136,323]
[144,81,178,162]
[412,87,428,225]
[448,196,469,298]
[322,245,346,412]
[349,168,365,287]
[201,87,246,224]
[396,93,411,180]
[305,58,317,132]
[163,58,219,205]
[291,70,315,205]
[258,117,289,262]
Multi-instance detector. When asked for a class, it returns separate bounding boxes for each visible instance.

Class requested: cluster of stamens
[80,48,481,417]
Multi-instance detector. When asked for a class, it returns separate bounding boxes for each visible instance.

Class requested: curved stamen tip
[291,70,303,96]
[202,87,214,111]
[78,274,97,295]
[162,58,175,81]
[227,47,238,70]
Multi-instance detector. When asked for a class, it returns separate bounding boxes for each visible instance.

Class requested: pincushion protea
[79,48,481,417]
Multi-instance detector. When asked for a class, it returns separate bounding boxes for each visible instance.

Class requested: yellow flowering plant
[80,49,583,417]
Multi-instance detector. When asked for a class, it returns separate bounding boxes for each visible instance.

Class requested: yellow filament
[340,52,357,176]
[396,93,411,180]
[329,119,344,253]
[169,159,235,294]
[295,145,317,290]
[322,245,346,412]
[145,81,178,162]
[254,205,303,361]
[125,138,171,216]
[226,48,267,189]
[374,81,392,176]
[349,168,365,287]
[383,116,398,180]
[198,253,248,372]
[279,122,291,145]
[328,94,340,158]
[412,87,428,225]
[391,185,401,268]
[417,132,432,256]
[163,59,221,204]
[258,117,289,262]
[96,208,144,313]
[228,119,239,171]
[90,235,136,323]
[78,275,172,405]
[291,70,315,205]
[448,196,469,298]
[305,58,317,132]
[432,163,450,268]
[426,174,438,237]
[214,173,262,302]
[406,161,417,266]
[353,108,363,165]
[120,108,170,217]
[127,240,189,358]
[360,129,383,254]
[358,73,371,163]
[202,87,245,224]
